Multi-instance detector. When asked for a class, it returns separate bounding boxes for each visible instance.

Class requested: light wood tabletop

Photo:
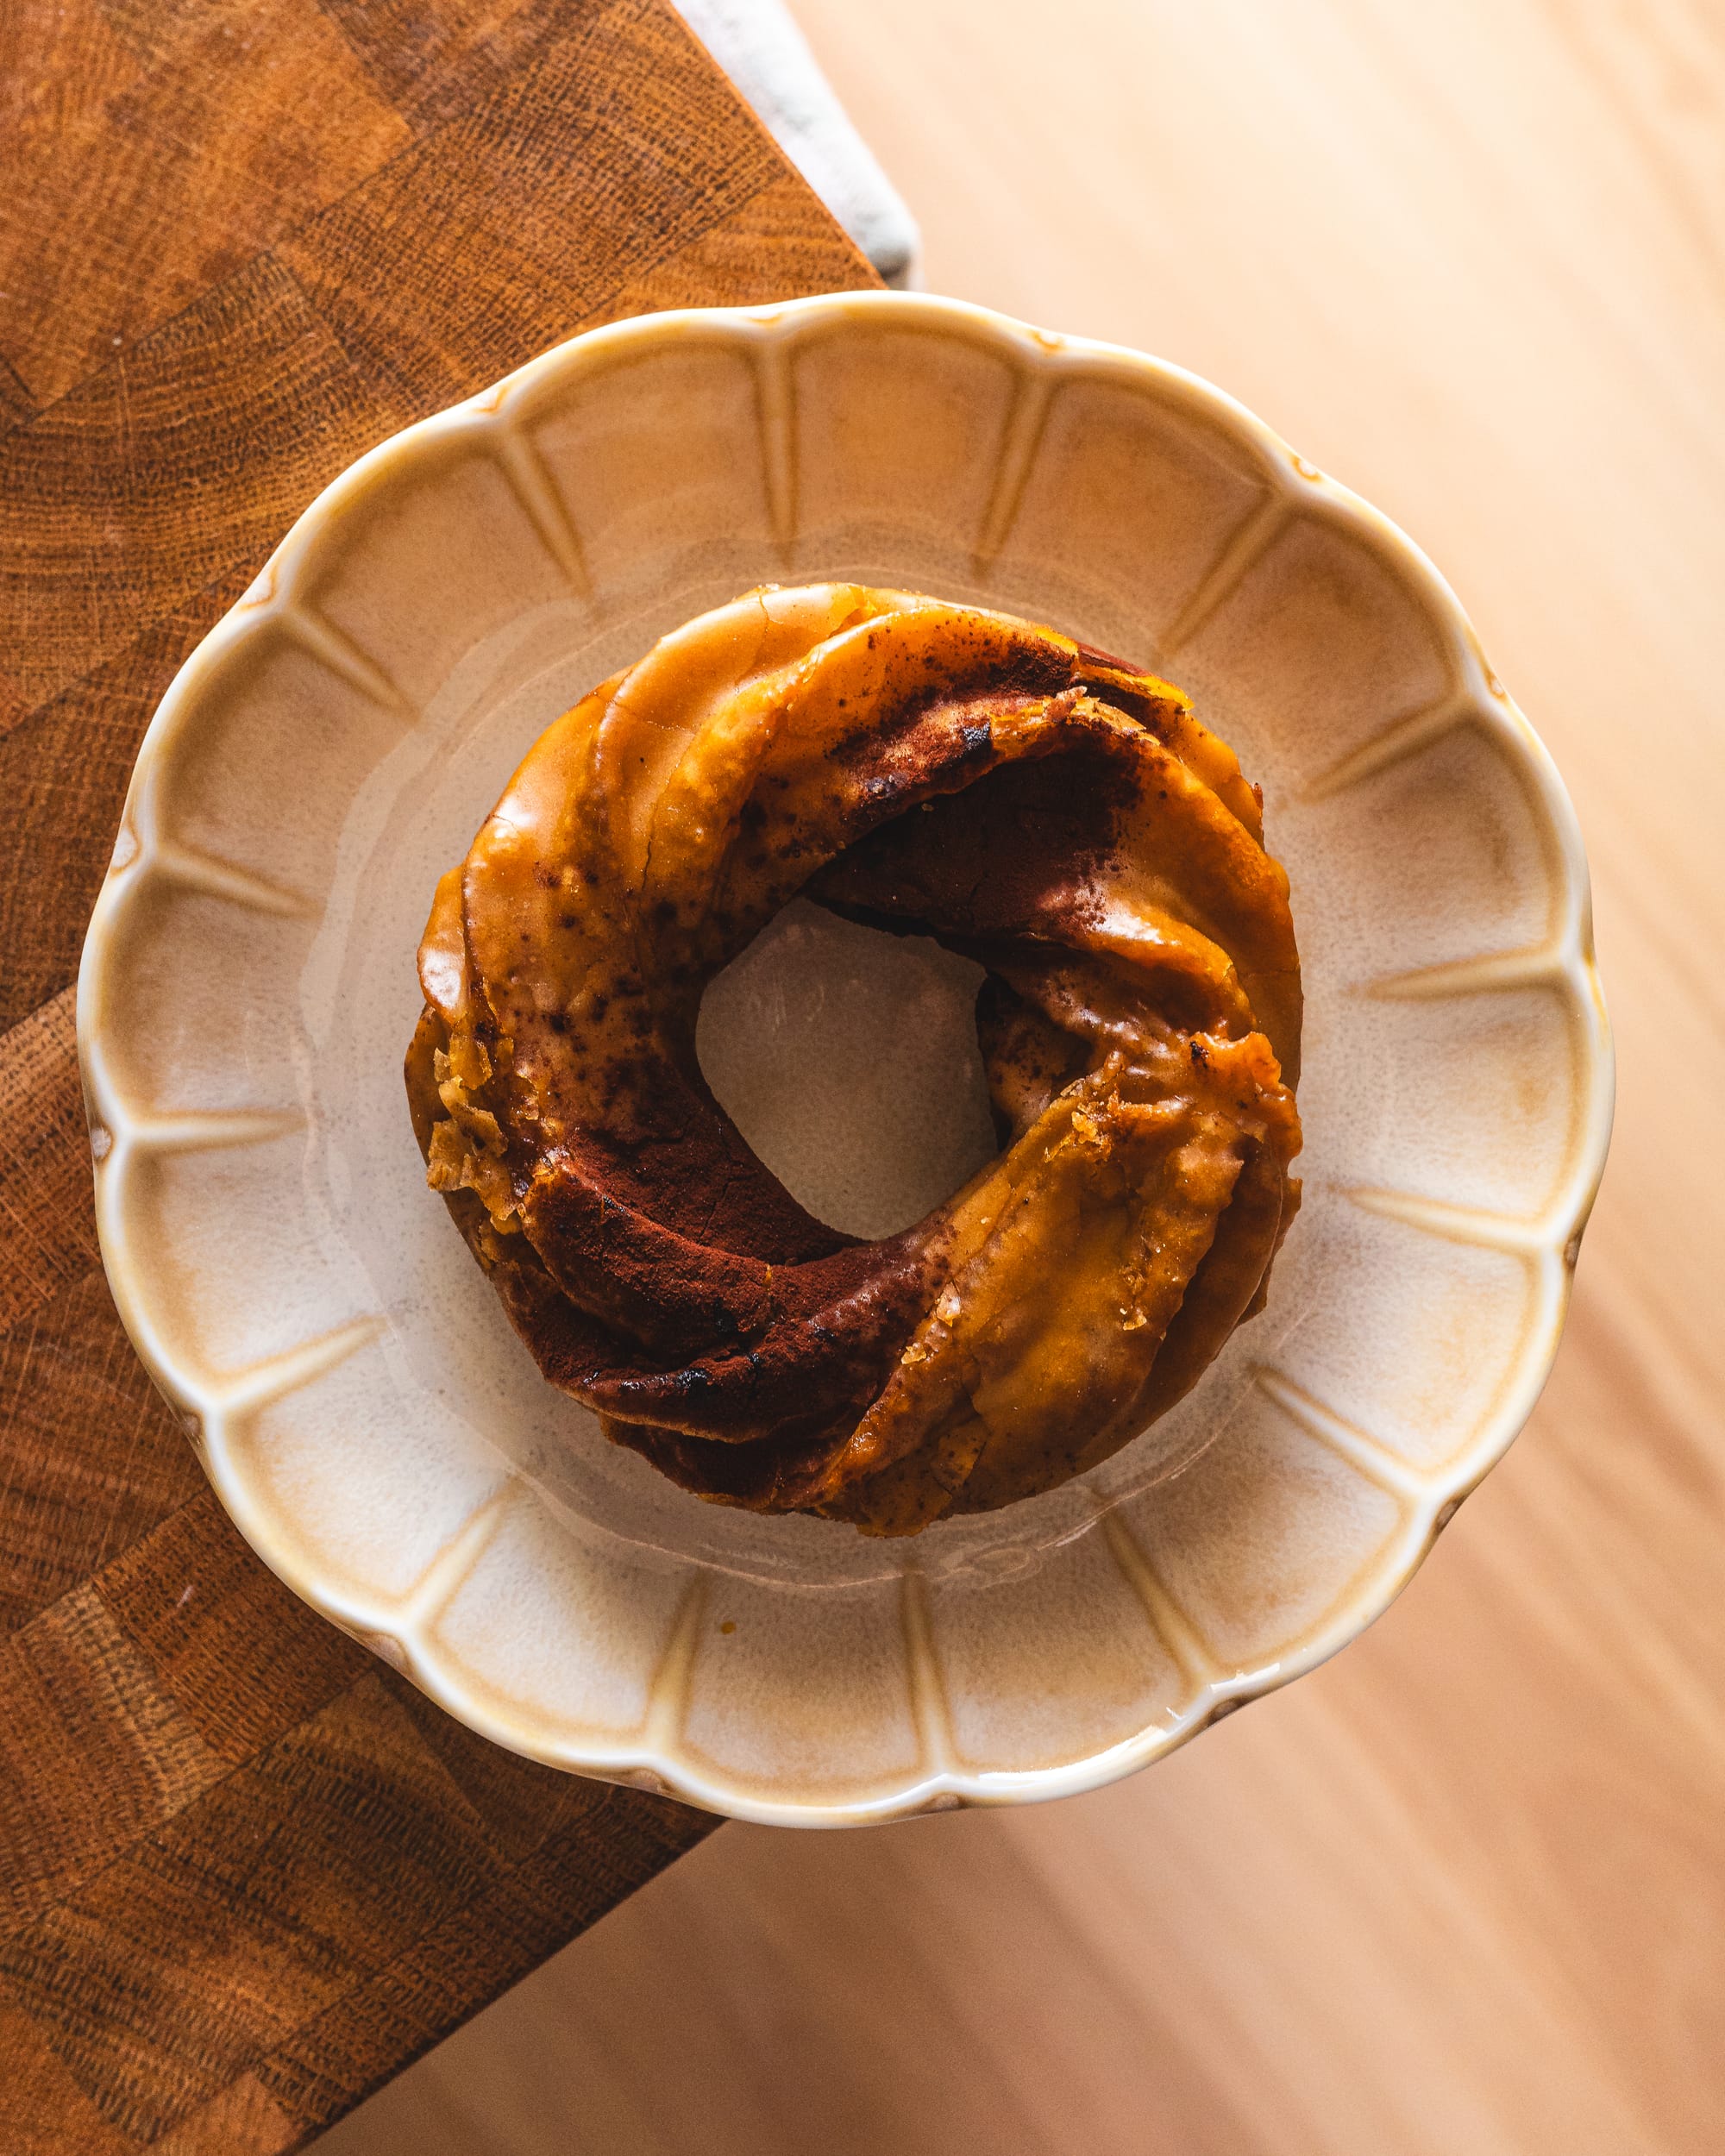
[323,2,1725,2152]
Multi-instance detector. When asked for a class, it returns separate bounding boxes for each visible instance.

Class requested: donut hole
[696,898,999,1243]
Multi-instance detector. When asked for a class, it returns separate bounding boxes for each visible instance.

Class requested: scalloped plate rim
[75,289,1614,1827]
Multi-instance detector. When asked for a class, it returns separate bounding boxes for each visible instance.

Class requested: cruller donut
[405,583,1302,1535]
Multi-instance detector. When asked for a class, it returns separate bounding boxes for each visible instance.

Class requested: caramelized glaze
[406,585,1302,1533]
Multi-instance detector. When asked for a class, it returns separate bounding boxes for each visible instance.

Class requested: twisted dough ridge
[405,584,1302,1534]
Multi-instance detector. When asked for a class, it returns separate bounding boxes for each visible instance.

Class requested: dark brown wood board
[0,3,875,2147]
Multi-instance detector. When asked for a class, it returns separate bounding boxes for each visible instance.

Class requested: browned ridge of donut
[405,583,1302,1535]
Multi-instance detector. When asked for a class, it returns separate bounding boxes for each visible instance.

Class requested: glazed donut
[405,584,1302,1535]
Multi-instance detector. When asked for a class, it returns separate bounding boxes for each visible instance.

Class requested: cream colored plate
[77,292,1611,1826]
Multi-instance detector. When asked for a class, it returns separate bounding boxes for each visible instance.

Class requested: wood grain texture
[320,2,1725,2152]
[0,2,875,2147]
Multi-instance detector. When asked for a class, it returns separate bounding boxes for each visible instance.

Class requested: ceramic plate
[78,291,1611,1825]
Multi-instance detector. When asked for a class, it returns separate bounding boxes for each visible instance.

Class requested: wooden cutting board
[0,4,872,2147]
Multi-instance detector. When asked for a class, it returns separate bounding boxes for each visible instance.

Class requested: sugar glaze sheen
[407,583,1302,1534]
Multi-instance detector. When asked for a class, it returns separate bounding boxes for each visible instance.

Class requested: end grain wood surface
[0,4,873,2148]
[323,3,1725,2153]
